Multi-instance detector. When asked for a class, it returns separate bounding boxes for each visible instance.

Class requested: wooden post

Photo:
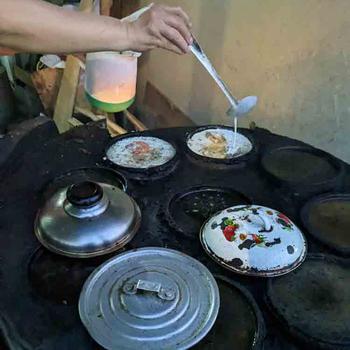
[100,0,113,16]
[79,0,95,13]
[53,56,81,132]
[106,114,127,136]
[53,0,94,133]
[124,109,147,131]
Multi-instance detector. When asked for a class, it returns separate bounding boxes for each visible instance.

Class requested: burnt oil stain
[227,205,250,213]
[211,221,218,229]
[265,238,281,247]
[239,239,256,250]
[230,258,243,267]
[259,226,274,233]
[287,245,295,254]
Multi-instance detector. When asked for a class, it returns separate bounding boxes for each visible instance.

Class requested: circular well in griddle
[301,193,350,256]
[165,186,251,239]
[266,254,350,350]
[186,125,256,165]
[261,146,343,189]
[104,134,178,180]
[27,247,119,304]
[193,276,265,350]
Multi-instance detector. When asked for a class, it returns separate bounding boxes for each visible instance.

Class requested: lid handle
[123,279,176,301]
[66,182,103,208]
[249,213,272,232]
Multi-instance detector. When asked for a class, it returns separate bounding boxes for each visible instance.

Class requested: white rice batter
[187,128,252,159]
[106,136,176,169]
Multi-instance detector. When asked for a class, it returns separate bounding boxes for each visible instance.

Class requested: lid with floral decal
[200,205,307,277]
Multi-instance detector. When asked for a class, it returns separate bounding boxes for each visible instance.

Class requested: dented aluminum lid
[200,205,307,277]
[35,181,141,258]
[79,247,220,350]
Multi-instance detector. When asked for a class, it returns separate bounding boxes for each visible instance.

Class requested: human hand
[126,4,192,54]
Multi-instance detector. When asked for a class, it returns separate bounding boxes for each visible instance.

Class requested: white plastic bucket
[85,51,141,112]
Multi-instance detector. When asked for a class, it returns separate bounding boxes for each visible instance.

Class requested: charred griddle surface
[301,193,350,256]
[261,146,344,198]
[0,124,349,350]
[193,276,265,350]
[267,255,350,350]
[165,186,251,239]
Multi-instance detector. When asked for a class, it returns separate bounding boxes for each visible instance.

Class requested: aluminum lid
[79,247,220,350]
[35,181,141,258]
[200,205,307,277]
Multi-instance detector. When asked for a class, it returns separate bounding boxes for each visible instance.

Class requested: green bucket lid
[85,92,135,113]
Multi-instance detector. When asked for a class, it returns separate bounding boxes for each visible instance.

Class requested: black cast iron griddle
[266,254,350,350]
[185,125,257,165]
[261,146,344,197]
[0,123,349,350]
[103,133,180,181]
[165,186,252,239]
[193,275,265,350]
[301,193,350,256]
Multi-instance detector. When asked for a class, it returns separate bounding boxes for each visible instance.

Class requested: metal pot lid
[187,127,253,160]
[35,181,141,258]
[266,254,350,349]
[200,205,307,277]
[79,247,220,350]
[301,193,350,256]
[106,136,176,169]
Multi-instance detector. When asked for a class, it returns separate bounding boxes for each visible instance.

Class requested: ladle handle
[190,38,238,109]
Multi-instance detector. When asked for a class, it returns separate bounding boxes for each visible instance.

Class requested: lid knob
[122,279,176,301]
[67,182,103,208]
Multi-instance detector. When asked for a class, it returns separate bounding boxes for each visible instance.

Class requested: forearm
[0,0,130,54]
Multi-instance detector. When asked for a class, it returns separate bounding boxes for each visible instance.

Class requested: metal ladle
[190,37,258,119]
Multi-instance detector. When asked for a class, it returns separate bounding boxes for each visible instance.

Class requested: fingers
[160,25,189,54]
[159,40,184,55]
[133,4,193,54]
[164,6,191,29]
[164,16,192,45]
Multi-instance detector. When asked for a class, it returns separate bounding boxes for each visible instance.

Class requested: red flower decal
[223,225,237,241]
[251,234,264,244]
[277,213,291,224]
